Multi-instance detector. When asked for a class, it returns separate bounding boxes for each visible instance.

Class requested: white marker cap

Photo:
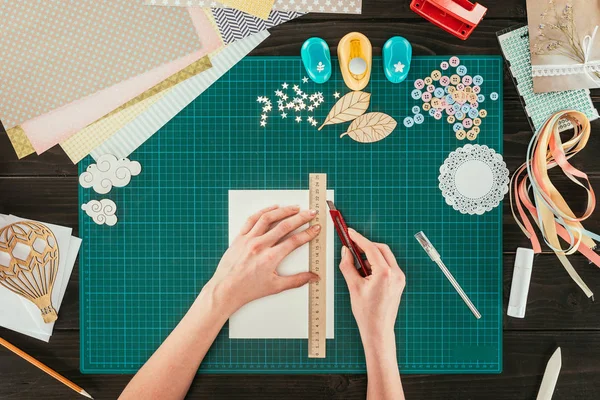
[507,248,535,318]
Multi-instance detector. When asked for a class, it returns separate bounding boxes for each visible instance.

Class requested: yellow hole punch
[337,32,372,91]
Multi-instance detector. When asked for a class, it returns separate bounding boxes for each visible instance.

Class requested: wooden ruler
[308,173,326,358]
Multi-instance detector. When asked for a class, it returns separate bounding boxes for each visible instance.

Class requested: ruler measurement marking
[309,173,327,358]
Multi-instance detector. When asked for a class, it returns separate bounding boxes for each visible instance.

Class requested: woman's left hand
[204,204,321,315]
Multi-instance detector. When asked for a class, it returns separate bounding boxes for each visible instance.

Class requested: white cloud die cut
[81,199,118,226]
[79,154,142,194]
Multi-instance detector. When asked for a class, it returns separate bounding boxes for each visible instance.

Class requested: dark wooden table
[1,1,600,398]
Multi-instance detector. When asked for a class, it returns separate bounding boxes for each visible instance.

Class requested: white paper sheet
[0,215,80,341]
[228,190,335,339]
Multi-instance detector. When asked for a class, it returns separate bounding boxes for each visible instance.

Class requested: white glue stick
[507,248,535,318]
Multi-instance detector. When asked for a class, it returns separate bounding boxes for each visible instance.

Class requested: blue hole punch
[383,36,412,84]
[301,37,332,84]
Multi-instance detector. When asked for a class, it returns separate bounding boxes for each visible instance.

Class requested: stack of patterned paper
[1,0,362,163]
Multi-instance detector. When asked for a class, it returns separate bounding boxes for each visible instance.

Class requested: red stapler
[410,0,487,40]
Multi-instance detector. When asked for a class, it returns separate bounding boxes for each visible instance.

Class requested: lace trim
[532,61,600,77]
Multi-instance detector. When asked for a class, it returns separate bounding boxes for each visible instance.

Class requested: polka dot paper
[0,0,202,130]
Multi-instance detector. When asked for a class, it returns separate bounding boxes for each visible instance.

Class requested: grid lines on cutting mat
[80,56,503,374]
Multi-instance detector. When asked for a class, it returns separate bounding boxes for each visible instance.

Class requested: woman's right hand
[338,228,405,344]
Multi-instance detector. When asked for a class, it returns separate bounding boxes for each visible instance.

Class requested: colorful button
[472,126,480,134]
[490,92,499,101]
[403,116,414,128]
[473,75,484,85]
[440,76,450,86]
[455,111,465,120]
[449,56,460,67]
[446,105,456,115]
[423,102,431,111]
[467,130,477,141]
[426,84,434,93]
[456,83,465,91]
[448,86,456,93]
[461,104,470,113]
[440,61,449,70]
[422,92,432,102]
[411,89,422,99]
[468,108,479,119]
[456,65,467,76]
[473,85,481,94]
[414,113,425,124]
[450,75,461,85]
[473,117,482,126]
[447,115,456,123]
[471,101,479,109]
[415,79,425,89]
[456,129,466,140]
[468,93,477,103]
[431,70,442,81]
[433,111,442,120]
[453,122,463,132]
[477,94,485,102]
[424,77,433,85]
[452,103,461,112]
[428,108,436,116]
[462,118,473,128]
[479,109,487,118]
[412,105,420,114]
[445,94,455,104]
[462,75,473,85]
[434,87,445,98]
[431,98,442,109]
[464,86,472,93]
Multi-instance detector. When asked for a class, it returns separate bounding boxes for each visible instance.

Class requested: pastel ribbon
[511,110,599,299]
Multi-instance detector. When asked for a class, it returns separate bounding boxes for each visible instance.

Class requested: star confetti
[281,112,288,118]
[282,82,289,89]
[302,77,309,83]
[296,116,302,123]
[333,92,340,99]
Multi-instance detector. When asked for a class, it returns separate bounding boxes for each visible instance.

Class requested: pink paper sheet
[23,8,222,154]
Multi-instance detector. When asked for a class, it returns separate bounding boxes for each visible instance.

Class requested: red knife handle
[328,209,371,277]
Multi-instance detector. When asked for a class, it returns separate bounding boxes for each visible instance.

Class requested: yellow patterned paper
[61,94,167,164]
[60,56,212,163]
[220,0,274,19]
[6,126,35,159]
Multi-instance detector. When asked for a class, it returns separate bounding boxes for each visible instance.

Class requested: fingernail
[309,209,317,215]
[291,204,300,210]
[309,274,321,283]
[313,224,321,231]
[341,246,347,257]
[348,228,356,234]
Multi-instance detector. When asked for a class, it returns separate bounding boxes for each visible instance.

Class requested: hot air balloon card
[0,215,81,342]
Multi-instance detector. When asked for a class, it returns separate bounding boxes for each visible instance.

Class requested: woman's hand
[204,204,321,315]
[339,228,406,400]
[338,228,405,343]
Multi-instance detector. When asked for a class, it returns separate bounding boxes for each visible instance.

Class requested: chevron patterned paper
[213,8,303,44]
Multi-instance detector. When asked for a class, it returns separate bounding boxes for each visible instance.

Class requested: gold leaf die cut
[318,91,371,130]
[341,112,397,143]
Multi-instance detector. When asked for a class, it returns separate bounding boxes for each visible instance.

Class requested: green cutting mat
[80,56,503,374]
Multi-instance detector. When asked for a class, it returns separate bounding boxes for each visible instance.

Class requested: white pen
[414,231,482,319]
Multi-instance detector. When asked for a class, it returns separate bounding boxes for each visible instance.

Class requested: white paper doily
[438,144,509,215]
